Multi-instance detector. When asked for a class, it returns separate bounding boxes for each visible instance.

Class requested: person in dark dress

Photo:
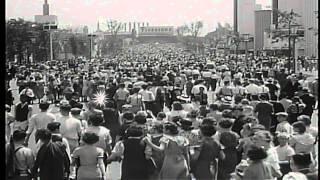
[153,85,165,116]
[254,94,274,130]
[218,131,240,180]
[231,105,247,136]
[265,78,279,100]
[299,88,316,118]
[6,82,14,106]
[102,102,120,147]
[108,125,149,180]
[281,75,301,99]
[192,124,225,180]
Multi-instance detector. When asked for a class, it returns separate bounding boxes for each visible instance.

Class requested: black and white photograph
[5,0,318,179]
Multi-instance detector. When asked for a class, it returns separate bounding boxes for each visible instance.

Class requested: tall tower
[272,0,278,29]
[43,0,49,15]
[234,0,238,33]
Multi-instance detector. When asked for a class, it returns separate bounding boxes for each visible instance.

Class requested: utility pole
[288,9,293,73]
[43,24,57,61]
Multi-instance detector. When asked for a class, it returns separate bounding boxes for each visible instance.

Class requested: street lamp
[232,32,241,66]
[290,24,302,73]
[242,33,250,68]
[43,24,58,61]
[88,34,97,61]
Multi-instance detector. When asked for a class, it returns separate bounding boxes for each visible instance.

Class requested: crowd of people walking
[5,43,318,180]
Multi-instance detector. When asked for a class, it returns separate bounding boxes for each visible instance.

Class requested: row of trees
[6,18,49,63]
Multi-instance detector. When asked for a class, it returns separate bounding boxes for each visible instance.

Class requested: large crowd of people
[5,43,318,180]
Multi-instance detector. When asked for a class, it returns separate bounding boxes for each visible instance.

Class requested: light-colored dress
[82,79,89,97]
[158,135,190,180]
[72,145,104,180]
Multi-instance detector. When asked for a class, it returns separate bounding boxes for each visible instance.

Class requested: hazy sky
[6,0,271,35]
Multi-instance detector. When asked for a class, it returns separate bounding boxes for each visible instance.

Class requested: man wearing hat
[61,108,83,153]
[265,78,279,101]
[24,101,56,145]
[299,87,316,117]
[47,122,71,158]
[275,112,293,135]
[245,78,260,98]
[12,92,34,132]
[6,130,35,179]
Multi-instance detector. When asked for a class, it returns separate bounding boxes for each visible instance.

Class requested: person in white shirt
[275,112,293,135]
[139,84,155,112]
[191,79,207,97]
[201,68,212,90]
[245,79,260,96]
[24,101,56,146]
[276,133,295,161]
[113,83,130,112]
[57,104,82,153]
[258,80,270,96]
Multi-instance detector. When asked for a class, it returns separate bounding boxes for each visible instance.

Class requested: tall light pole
[43,24,57,61]
[290,24,302,74]
[88,34,96,61]
[243,34,250,68]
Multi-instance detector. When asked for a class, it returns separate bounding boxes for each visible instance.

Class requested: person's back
[60,117,81,140]
[255,100,274,130]
[243,161,277,180]
[218,131,240,180]
[85,126,112,152]
[122,137,149,180]
[28,111,56,131]
[32,141,69,180]
[193,137,221,180]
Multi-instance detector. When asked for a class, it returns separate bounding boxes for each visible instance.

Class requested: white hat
[282,172,308,180]
[20,88,35,98]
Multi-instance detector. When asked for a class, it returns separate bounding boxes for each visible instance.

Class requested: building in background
[268,0,318,58]
[34,0,57,24]
[254,10,272,54]
[237,0,256,36]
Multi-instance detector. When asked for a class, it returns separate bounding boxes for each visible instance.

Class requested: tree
[272,9,302,72]
[204,22,233,56]
[69,35,78,58]
[186,21,203,38]
[6,19,48,63]
[176,25,188,37]
[106,20,123,53]
[272,9,301,40]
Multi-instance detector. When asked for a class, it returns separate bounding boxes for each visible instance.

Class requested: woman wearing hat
[144,122,191,180]
[35,80,45,104]
[242,145,282,180]
[191,124,224,180]
[72,132,107,180]
[108,125,150,180]
[287,96,306,124]
[179,118,200,147]
[251,130,281,178]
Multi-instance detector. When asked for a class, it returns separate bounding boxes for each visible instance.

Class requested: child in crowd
[275,132,295,176]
